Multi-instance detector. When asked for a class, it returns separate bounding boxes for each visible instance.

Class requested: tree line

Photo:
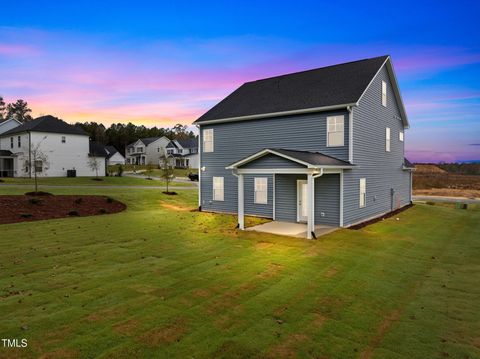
[0,96,196,155]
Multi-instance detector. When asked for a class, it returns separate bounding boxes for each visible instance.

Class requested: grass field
[108,165,198,178]
[0,176,195,188]
[0,186,479,358]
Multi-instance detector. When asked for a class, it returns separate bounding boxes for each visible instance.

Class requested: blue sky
[1,0,479,162]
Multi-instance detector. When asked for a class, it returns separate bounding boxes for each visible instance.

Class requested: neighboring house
[0,115,106,177]
[125,136,170,165]
[0,118,22,135]
[165,137,199,168]
[194,55,415,239]
[105,146,125,165]
[88,142,109,177]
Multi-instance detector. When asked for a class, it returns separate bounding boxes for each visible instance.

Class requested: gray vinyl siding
[239,153,305,169]
[343,65,411,226]
[244,174,273,217]
[273,174,340,226]
[200,110,349,215]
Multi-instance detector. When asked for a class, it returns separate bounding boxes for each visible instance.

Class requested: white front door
[297,180,308,222]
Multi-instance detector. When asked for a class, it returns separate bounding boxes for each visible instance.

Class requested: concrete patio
[246,221,338,238]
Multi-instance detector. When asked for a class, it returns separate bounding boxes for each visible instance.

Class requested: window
[386,127,391,152]
[157,147,160,152]
[10,137,13,149]
[61,136,66,143]
[35,160,43,173]
[399,131,404,142]
[327,115,344,147]
[212,177,224,201]
[254,177,268,204]
[359,178,366,208]
[17,136,21,147]
[382,81,387,107]
[203,129,214,152]
[137,146,143,153]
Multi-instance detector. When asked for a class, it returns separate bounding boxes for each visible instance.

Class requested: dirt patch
[192,288,212,298]
[141,317,188,346]
[162,203,192,211]
[0,195,126,224]
[267,333,309,358]
[359,310,401,359]
[113,319,140,336]
[414,188,480,199]
[255,241,274,250]
[349,203,413,230]
[85,307,125,322]
[312,313,327,327]
[39,348,78,359]
[257,263,284,279]
[324,267,338,278]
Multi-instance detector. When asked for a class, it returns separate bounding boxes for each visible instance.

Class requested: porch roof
[0,150,14,157]
[226,148,354,170]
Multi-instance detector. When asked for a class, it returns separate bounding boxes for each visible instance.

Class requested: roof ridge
[247,55,389,84]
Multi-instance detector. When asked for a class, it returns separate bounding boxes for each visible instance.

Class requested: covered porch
[0,150,15,177]
[227,148,354,239]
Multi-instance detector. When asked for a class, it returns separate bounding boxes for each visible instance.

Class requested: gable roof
[105,145,124,159]
[403,158,415,170]
[176,137,198,149]
[89,142,108,157]
[1,115,88,136]
[126,136,168,149]
[227,148,354,169]
[194,55,408,128]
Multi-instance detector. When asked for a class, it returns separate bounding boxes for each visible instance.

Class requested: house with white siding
[165,137,199,168]
[0,115,106,178]
[194,55,415,239]
[125,136,170,165]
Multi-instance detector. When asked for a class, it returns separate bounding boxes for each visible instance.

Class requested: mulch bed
[0,195,126,225]
[349,203,414,230]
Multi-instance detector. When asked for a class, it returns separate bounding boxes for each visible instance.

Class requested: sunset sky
[1,1,479,162]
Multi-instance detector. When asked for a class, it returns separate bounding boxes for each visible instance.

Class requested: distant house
[0,118,22,135]
[105,146,125,166]
[125,136,170,165]
[194,55,414,238]
[166,137,199,168]
[0,115,106,178]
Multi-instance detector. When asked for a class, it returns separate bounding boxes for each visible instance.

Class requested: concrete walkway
[413,195,480,204]
[246,221,338,238]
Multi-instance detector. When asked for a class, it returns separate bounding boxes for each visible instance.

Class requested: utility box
[67,169,77,178]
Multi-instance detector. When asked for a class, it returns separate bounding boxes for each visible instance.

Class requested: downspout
[347,106,353,163]
[310,169,324,239]
[196,124,202,210]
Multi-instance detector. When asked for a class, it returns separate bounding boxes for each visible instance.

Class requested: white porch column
[307,174,314,239]
[238,173,245,230]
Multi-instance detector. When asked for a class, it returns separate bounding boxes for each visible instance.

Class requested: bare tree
[144,161,155,180]
[159,153,175,193]
[24,137,49,193]
[87,155,101,179]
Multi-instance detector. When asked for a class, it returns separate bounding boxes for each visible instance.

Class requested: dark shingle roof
[176,137,198,148]
[89,142,108,157]
[0,150,14,157]
[1,115,88,136]
[229,148,354,168]
[404,158,415,169]
[126,137,162,149]
[105,146,121,159]
[195,56,389,123]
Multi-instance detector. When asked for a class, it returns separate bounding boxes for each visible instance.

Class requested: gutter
[194,103,356,126]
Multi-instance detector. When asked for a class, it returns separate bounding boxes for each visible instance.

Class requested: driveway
[413,195,480,204]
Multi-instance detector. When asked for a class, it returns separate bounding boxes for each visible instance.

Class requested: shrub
[117,165,123,177]
[74,198,83,204]
[68,210,79,216]
[106,197,114,203]
[20,213,33,218]
[25,191,53,196]
[99,208,108,214]
[28,198,42,205]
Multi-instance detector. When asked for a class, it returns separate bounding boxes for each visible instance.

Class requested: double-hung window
[61,136,66,143]
[386,127,391,152]
[212,177,224,201]
[359,178,366,208]
[203,129,214,152]
[382,81,387,107]
[10,137,13,149]
[327,116,344,147]
[254,177,268,204]
[399,131,404,142]
[17,136,21,147]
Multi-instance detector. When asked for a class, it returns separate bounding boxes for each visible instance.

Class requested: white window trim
[254,177,268,204]
[359,178,366,208]
[212,176,224,201]
[386,127,391,152]
[399,131,404,142]
[326,115,344,147]
[203,129,214,153]
[382,80,387,107]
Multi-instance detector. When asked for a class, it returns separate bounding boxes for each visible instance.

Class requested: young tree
[144,162,155,180]
[24,137,49,193]
[87,155,101,179]
[6,99,33,123]
[159,153,175,193]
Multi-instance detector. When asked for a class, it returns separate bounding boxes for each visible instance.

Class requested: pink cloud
[0,43,38,56]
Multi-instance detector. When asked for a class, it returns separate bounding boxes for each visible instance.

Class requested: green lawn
[108,165,198,178]
[0,176,195,187]
[0,186,479,359]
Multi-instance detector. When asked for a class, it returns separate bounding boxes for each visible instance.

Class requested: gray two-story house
[194,56,414,239]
